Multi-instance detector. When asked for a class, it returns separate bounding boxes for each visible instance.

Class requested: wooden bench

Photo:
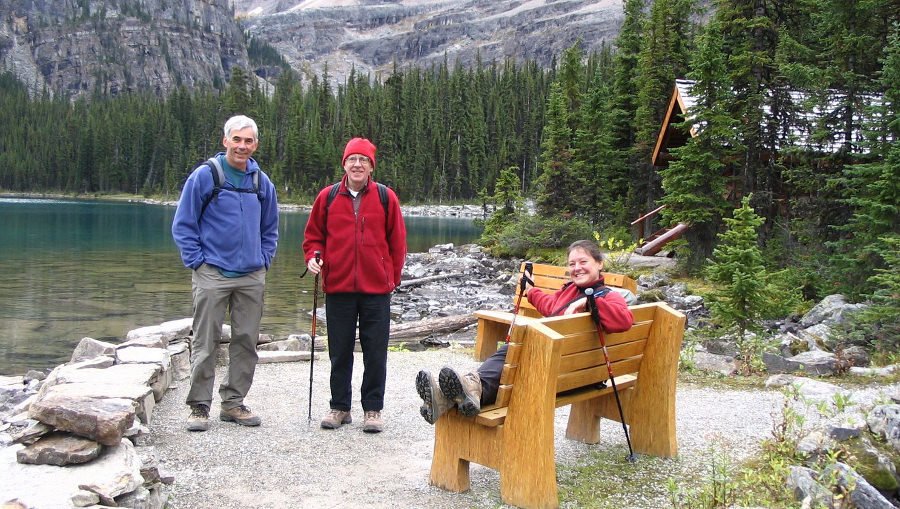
[429,302,686,509]
[473,262,639,361]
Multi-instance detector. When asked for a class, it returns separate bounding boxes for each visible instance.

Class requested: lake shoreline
[0,191,494,219]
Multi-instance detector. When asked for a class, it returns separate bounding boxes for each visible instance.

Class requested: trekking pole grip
[520,261,533,293]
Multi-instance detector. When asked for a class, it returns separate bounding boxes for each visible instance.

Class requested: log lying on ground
[398,273,465,289]
[389,314,475,340]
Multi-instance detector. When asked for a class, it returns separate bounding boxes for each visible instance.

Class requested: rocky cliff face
[0,0,248,99]
[237,0,624,85]
[0,0,626,99]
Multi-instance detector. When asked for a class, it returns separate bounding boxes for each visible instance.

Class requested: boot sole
[186,421,209,432]
[219,413,261,426]
[439,367,480,417]
[416,371,438,424]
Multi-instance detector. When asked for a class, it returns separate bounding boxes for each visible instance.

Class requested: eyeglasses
[346,155,371,166]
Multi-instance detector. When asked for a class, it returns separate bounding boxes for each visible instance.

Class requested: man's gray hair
[223,115,259,140]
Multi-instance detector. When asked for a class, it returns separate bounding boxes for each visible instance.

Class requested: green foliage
[705,196,770,341]
[826,23,900,299]
[832,235,900,362]
[488,215,594,259]
[593,229,639,274]
[478,166,523,248]
[660,21,737,271]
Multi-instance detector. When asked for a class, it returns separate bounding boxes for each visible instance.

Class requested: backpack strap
[325,182,389,217]
[199,157,262,221]
[199,157,225,221]
[376,182,388,216]
[550,283,611,317]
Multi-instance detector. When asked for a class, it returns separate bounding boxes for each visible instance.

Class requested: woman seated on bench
[416,239,635,424]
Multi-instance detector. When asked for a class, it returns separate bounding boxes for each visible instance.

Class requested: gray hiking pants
[186,263,266,410]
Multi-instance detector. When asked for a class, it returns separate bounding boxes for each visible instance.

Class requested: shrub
[491,215,594,258]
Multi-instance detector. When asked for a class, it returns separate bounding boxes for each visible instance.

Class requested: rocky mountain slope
[237,0,625,85]
[0,0,248,99]
[0,0,625,99]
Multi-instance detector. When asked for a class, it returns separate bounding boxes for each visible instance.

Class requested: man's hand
[307,257,322,275]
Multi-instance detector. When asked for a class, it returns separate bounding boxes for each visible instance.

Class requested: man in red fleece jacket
[303,137,407,433]
[416,239,634,424]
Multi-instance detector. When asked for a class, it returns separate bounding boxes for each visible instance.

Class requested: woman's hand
[564,297,587,315]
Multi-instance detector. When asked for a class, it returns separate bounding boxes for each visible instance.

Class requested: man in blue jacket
[172,115,279,432]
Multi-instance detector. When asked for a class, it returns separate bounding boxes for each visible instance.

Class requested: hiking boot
[439,367,482,417]
[416,370,454,424]
[219,405,261,427]
[362,410,384,433]
[186,404,209,432]
[320,409,352,429]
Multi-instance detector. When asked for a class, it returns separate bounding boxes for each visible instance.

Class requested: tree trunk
[389,314,476,340]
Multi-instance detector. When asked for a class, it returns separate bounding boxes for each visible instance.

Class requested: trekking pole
[307,250,321,424]
[504,262,533,344]
[584,287,636,462]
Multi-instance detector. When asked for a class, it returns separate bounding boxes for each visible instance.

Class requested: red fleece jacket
[303,176,407,294]
[526,276,634,332]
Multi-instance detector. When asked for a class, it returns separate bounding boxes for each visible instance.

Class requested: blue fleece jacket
[172,153,279,272]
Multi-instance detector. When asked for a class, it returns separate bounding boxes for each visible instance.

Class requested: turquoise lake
[0,197,481,375]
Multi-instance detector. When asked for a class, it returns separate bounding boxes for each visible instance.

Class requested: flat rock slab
[16,431,102,466]
[49,363,160,389]
[126,318,192,341]
[29,393,135,446]
[46,363,166,402]
[39,382,155,424]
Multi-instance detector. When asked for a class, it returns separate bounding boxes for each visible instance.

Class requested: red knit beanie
[342,137,377,168]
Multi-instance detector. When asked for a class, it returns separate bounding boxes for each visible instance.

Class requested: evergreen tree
[534,82,575,216]
[705,195,769,361]
[222,66,253,117]
[608,0,646,221]
[660,21,740,271]
[827,24,900,298]
[479,165,523,248]
[631,0,695,220]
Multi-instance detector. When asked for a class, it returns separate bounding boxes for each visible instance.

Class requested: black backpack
[198,157,261,220]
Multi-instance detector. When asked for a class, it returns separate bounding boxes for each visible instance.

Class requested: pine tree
[828,24,900,298]
[222,66,253,118]
[534,82,575,216]
[630,0,695,220]
[660,21,740,271]
[705,195,768,358]
[480,165,524,248]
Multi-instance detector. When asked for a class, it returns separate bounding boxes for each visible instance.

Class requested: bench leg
[430,414,471,492]
[474,318,506,361]
[565,399,601,444]
[500,433,559,509]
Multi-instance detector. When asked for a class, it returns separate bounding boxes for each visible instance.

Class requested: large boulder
[800,294,867,327]
[69,337,116,364]
[16,431,102,466]
[867,405,900,453]
[29,392,135,446]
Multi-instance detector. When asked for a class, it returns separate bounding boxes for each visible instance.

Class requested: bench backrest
[488,303,655,410]
[515,262,638,318]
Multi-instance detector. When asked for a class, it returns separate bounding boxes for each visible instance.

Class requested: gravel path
[146,346,807,509]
